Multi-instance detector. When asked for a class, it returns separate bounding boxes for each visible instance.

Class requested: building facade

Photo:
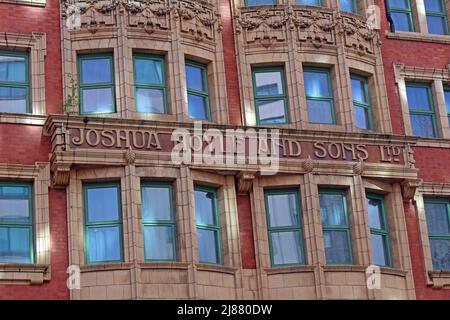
[0,0,449,300]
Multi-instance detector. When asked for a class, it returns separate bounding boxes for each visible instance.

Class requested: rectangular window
[141,182,176,261]
[386,0,414,32]
[0,183,33,264]
[444,86,450,127]
[303,67,335,124]
[319,190,353,265]
[185,61,210,120]
[366,194,392,267]
[264,189,305,266]
[424,198,450,270]
[252,67,288,125]
[194,186,221,264]
[78,54,115,114]
[425,0,449,35]
[84,183,123,264]
[0,51,29,113]
[406,83,438,138]
[351,74,373,130]
[245,0,276,5]
[133,55,167,114]
[297,0,321,5]
[341,0,357,13]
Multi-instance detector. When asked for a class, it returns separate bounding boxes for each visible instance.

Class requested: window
[425,0,448,35]
[0,51,29,113]
[386,0,414,32]
[194,186,221,264]
[133,55,167,114]
[84,183,123,264]
[78,54,115,114]
[341,0,357,13]
[141,182,176,261]
[0,183,33,264]
[424,198,450,270]
[445,86,450,127]
[297,0,321,5]
[252,67,288,125]
[406,83,437,137]
[351,74,373,130]
[245,0,276,5]
[319,190,353,264]
[264,189,305,266]
[303,68,335,124]
[366,194,392,267]
[185,61,210,120]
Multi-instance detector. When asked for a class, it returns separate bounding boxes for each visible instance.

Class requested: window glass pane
[142,186,171,222]
[388,0,409,9]
[245,0,275,5]
[341,0,356,12]
[367,197,384,230]
[445,89,450,113]
[255,71,284,96]
[427,16,447,35]
[82,88,114,114]
[430,239,450,270]
[81,58,112,84]
[186,64,205,92]
[134,58,163,85]
[0,87,27,113]
[410,114,435,137]
[195,189,216,226]
[297,0,321,5]
[266,193,299,227]
[354,105,370,129]
[0,185,30,222]
[425,201,450,234]
[371,234,388,266]
[304,71,330,97]
[351,78,367,104]
[188,94,208,120]
[323,230,352,264]
[390,12,412,31]
[86,186,119,223]
[0,55,26,83]
[197,228,218,264]
[87,226,121,263]
[257,99,286,124]
[136,88,165,114]
[271,231,303,265]
[0,227,31,263]
[425,0,443,12]
[307,100,334,124]
[143,225,174,260]
[319,193,346,226]
[406,86,431,111]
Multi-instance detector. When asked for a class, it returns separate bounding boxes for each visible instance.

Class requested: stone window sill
[195,263,238,275]
[0,264,49,284]
[140,261,189,270]
[0,0,45,6]
[428,271,450,289]
[0,113,47,126]
[385,31,450,44]
[264,265,315,275]
[80,262,133,273]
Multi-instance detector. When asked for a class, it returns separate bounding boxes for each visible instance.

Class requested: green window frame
[386,0,414,32]
[133,54,168,114]
[296,0,322,5]
[84,182,123,264]
[303,67,336,124]
[0,51,30,113]
[252,66,289,125]
[141,182,176,261]
[264,189,306,267]
[194,186,222,264]
[351,74,373,130]
[444,86,450,127]
[185,61,211,121]
[366,193,392,267]
[244,0,276,5]
[340,0,357,13]
[424,198,450,270]
[425,0,449,35]
[0,182,34,264]
[319,189,353,265]
[406,83,438,138]
[78,53,116,115]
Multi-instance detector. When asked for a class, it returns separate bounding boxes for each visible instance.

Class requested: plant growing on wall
[62,74,79,115]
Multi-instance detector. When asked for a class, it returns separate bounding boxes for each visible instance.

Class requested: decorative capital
[51,163,71,187]
[124,147,136,165]
[303,156,314,173]
[353,158,365,175]
[236,171,256,194]
[401,178,422,200]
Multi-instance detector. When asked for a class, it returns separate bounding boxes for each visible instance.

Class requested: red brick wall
[0,0,67,299]
[237,194,256,269]
[377,0,450,299]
